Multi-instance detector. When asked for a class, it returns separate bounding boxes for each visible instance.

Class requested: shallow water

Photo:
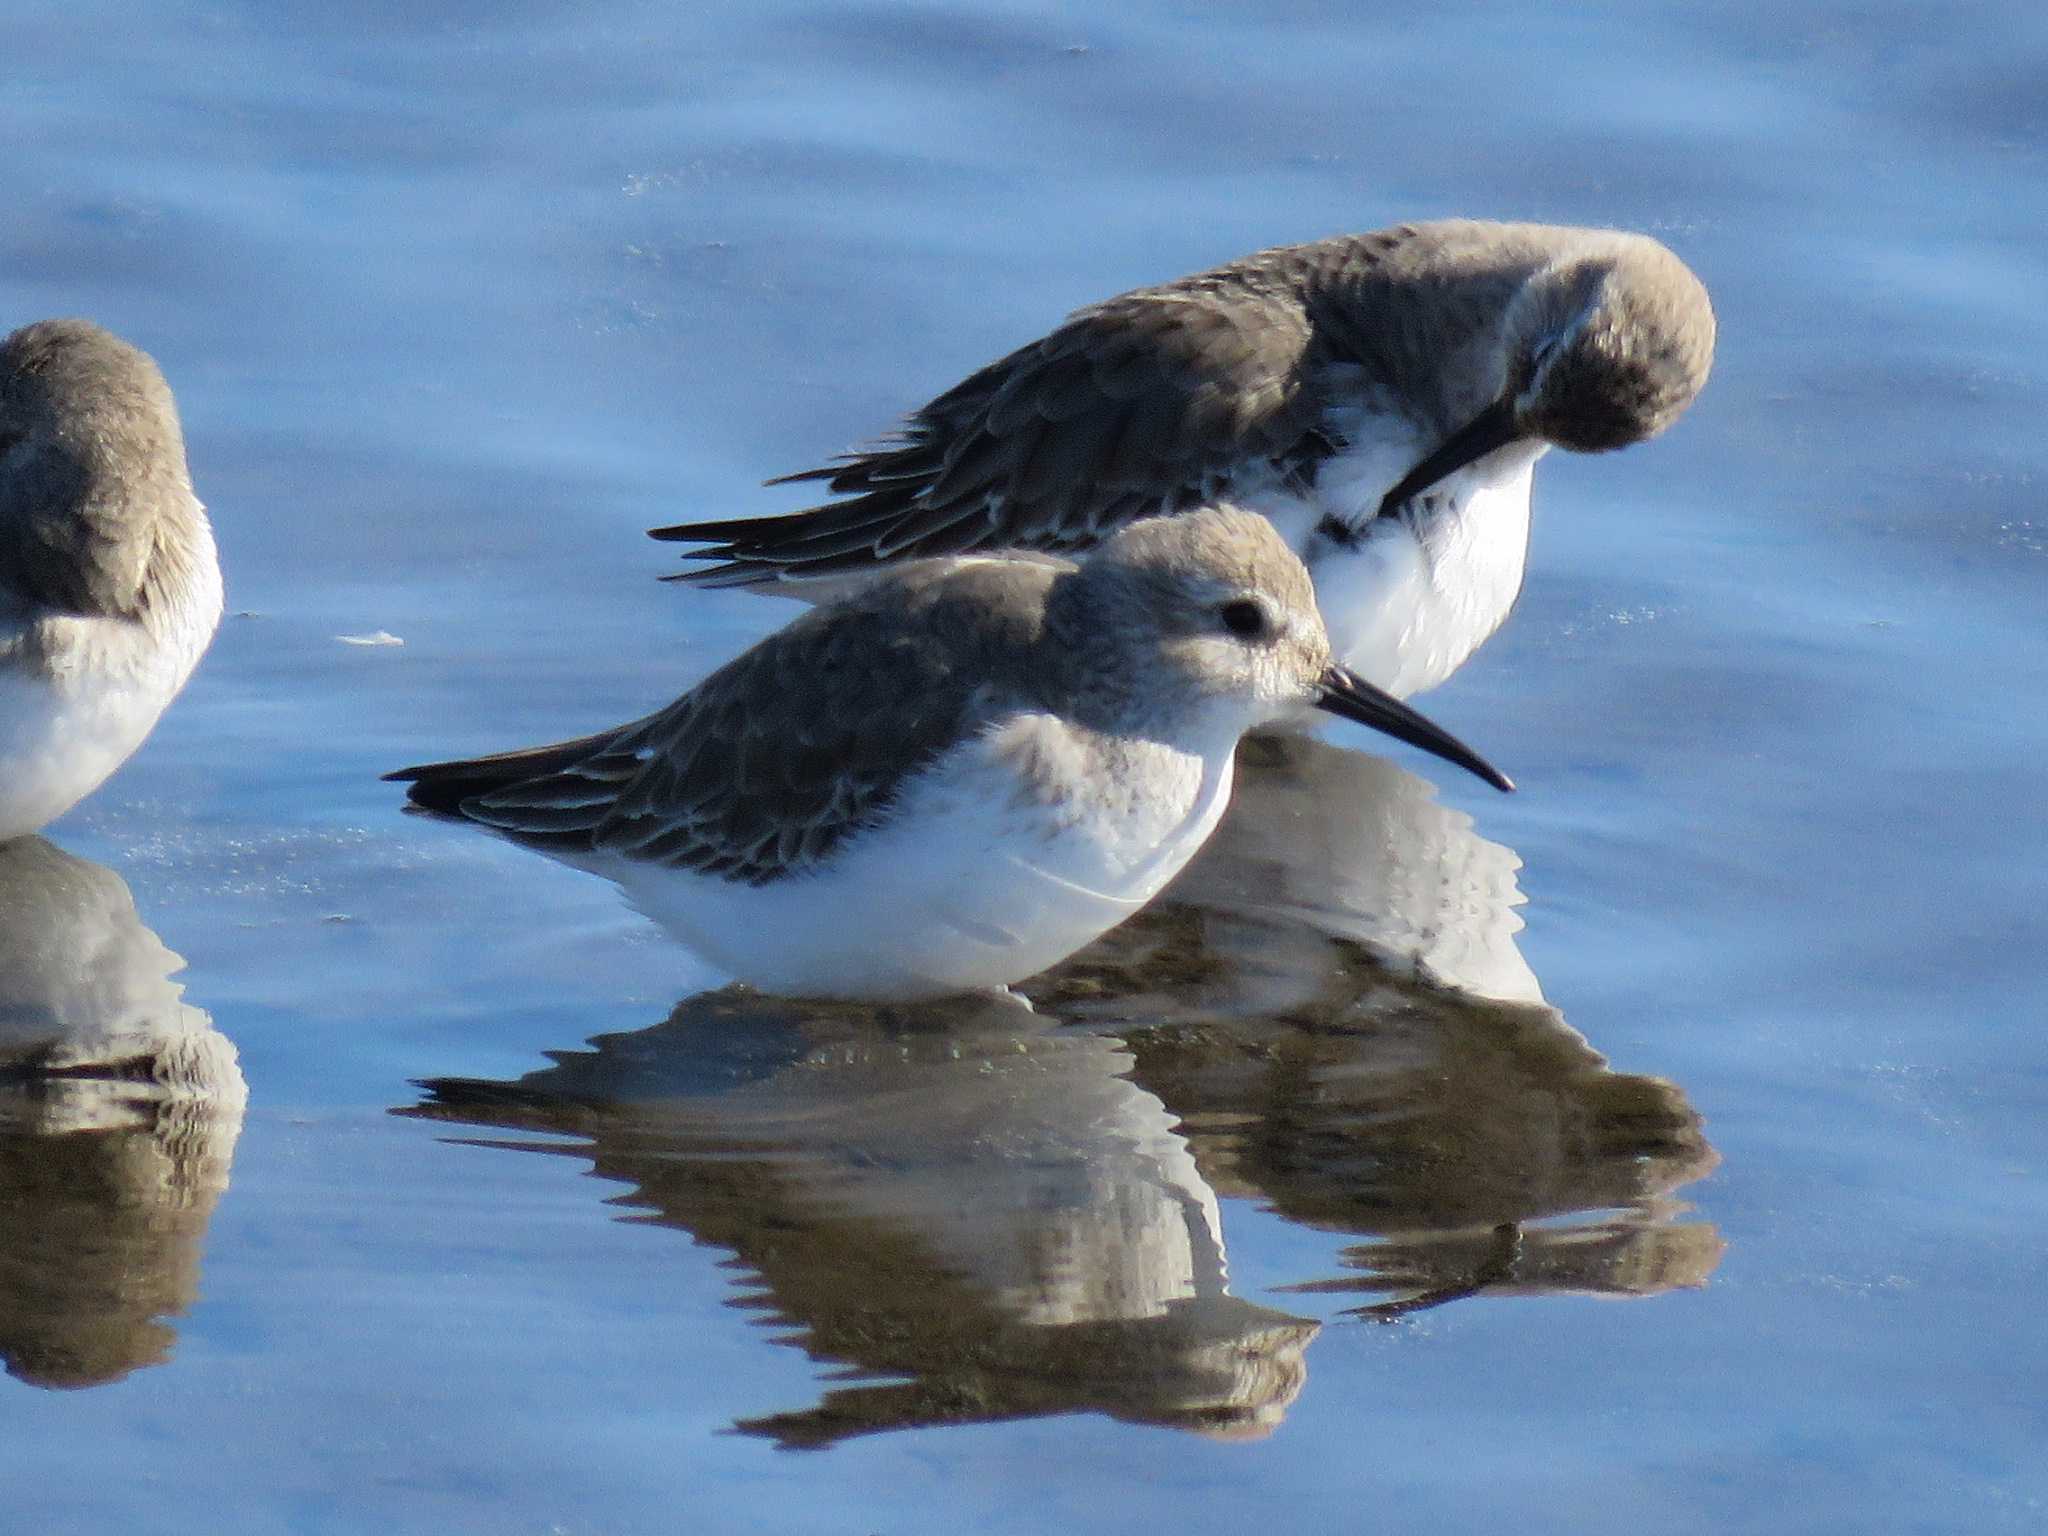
[3,2,2046,1532]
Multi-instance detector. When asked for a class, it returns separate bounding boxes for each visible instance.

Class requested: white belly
[0,565,221,841]
[585,724,1238,1000]
[0,646,177,840]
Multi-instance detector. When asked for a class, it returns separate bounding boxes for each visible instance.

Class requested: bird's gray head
[0,319,195,618]
[1052,505,1333,735]
[0,319,186,472]
[1507,236,1716,453]
[1373,233,1715,520]
[1048,506,1512,789]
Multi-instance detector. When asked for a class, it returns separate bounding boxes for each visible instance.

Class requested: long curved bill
[1377,397,1523,518]
[1314,665,1514,792]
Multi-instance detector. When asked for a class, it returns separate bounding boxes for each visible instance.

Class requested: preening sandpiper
[653,219,1714,699]
[390,507,1511,1001]
[0,320,223,841]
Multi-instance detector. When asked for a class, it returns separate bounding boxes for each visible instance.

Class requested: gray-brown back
[655,219,1713,583]
[442,557,1073,883]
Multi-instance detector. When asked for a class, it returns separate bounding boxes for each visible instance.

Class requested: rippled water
[4,2,2045,1532]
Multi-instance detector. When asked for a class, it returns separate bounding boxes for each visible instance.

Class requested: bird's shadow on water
[0,836,246,1392]
[400,737,1721,1449]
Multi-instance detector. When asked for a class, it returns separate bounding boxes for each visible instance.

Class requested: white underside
[0,541,222,841]
[1242,434,1546,701]
[573,719,1238,1001]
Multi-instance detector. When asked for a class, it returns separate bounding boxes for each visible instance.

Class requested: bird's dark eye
[1219,599,1267,639]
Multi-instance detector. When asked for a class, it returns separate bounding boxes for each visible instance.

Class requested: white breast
[1236,433,1546,700]
[587,720,1238,1000]
[0,532,222,840]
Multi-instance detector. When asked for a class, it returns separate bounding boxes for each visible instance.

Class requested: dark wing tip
[762,465,841,488]
[649,516,768,544]
[384,765,475,814]
[659,561,787,589]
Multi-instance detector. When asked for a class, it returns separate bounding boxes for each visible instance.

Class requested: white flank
[586,723,1238,1001]
[0,523,222,840]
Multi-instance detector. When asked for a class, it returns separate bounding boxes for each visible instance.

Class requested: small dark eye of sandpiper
[1219,599,1267,638]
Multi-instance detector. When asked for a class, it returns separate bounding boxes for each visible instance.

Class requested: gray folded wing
[655,279,1335,583]
[454,563,1050,884]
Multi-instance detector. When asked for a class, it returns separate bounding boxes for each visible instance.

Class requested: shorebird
[390,507,1511,1001]
[0,320,222,841]
[651,219,1714,699]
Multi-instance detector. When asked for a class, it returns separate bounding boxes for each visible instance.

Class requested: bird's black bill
[1376,397,1523,518]
[1314,666,1514,793]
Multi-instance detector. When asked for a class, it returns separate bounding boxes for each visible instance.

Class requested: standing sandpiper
[390,507,1511,1001]
[0,320,222,840]
[652,219,1714,699]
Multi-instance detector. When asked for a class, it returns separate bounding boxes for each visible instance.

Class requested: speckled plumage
[654,220,1714,582]
[413,556,1067,884]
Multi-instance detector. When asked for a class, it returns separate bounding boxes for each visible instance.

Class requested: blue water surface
[2,3,2044,1533]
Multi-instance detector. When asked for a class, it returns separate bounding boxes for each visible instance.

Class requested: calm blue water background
[3,2,2045,1532]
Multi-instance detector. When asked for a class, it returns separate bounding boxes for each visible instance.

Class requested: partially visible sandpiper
[391,507,1511,1001]
[653,219,1714,699]
[0,320,223,841]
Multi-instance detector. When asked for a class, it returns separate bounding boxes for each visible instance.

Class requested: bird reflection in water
[415,990,1312,1445]
[0,837,244,1390]
[1030,735,1722,1318]
[407,738,1718,1446]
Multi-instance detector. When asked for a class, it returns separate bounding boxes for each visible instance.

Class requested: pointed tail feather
[384,727,624,816]
[648,494,917,555]
[658,561,789,589]
[648,510,816,544]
